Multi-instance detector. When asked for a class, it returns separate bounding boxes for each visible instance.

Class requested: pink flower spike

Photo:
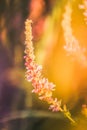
[24,18,76,124]
[49,99,62,112]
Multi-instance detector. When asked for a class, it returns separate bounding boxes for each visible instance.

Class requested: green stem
[59,107,76,125]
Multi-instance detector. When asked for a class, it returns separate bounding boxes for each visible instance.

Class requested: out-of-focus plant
[62,1,87,66]
[82,104,87,117]
[79,0,87,24]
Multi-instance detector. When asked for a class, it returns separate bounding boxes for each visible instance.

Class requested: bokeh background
[0,0,87,129]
